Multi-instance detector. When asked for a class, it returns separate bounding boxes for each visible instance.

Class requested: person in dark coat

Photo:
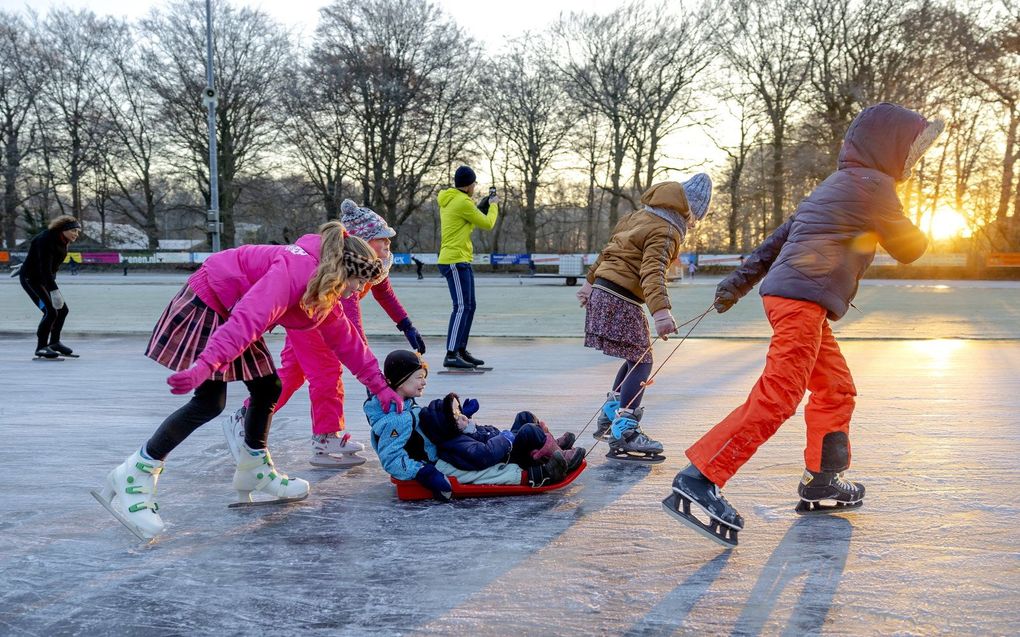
[20,215,81,358]
[418,393,584,484]
[671,103,943,532]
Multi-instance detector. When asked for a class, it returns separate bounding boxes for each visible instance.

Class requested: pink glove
[376,385,404,414]
[576,280,594,307]
[652,309,677,339]
[167,359,214,395]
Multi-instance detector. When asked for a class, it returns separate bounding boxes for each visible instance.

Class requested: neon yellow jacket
[437,187,499,264]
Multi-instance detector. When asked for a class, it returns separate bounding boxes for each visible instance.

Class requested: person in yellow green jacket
[437,165,499,369]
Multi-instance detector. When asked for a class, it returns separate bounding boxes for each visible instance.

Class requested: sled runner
[390,460,586,501]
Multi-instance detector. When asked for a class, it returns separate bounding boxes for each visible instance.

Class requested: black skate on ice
[49,342,79,357]
[662,467,744,548]
[795,469,865,514]
[439,352,487,374]
[33,346,63,360]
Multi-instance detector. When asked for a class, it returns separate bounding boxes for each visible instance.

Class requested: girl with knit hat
[92,221,403,540]
[665,103,942,547]
[223,200,426,469]
[577,175,713,463]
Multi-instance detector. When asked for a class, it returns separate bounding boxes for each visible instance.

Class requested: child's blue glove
[499,430,516,445]
[396,318,426,354]
[462,398,480,417]
[415,464,452,501]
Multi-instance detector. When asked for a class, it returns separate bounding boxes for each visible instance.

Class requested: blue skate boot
[605,409,664,464]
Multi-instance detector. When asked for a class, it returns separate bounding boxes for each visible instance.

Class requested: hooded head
[417,393,464,443]
[837,102,945,182]
[640,181,691,220]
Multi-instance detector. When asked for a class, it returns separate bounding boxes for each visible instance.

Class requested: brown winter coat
[586,182,691,315]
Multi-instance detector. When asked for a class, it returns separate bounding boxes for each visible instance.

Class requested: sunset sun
[924,205,971,241]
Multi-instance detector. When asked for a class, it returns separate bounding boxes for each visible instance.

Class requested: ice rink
[1,274,1018,636]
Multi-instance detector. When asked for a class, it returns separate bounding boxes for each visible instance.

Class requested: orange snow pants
[685,296,857,488]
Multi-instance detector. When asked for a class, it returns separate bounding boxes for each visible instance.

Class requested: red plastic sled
[390,461,587,501]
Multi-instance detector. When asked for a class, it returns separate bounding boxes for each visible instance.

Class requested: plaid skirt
[145,284,276,382]
[584,288,652,363]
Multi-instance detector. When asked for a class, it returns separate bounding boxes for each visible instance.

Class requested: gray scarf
[643,205,688,240]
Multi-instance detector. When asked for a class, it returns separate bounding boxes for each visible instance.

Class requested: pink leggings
[275,329,347,436]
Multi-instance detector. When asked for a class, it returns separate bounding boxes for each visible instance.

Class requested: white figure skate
[91,449,166,540]
[310,432,367,468]
[230,443,310,508]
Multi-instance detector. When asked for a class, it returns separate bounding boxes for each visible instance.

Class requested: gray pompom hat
[681,173,713,221]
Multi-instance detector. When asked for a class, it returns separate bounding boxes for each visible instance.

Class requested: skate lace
[833,473,860,494]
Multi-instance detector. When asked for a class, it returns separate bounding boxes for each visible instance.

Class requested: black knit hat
[384,350,427,389]
[454,165,476,188]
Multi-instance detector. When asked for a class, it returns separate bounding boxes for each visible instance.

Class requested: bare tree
[725,0,812,231]
[705,86,761,252]
[141,0,290,248]
[0,12,46,247]
[98,20,165,249]
[313,0,479,236]
[487,42,574,253]
[37,9,119,220]
[554,3,648,227]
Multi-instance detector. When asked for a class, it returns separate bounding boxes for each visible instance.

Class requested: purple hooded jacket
[720,103,930,320]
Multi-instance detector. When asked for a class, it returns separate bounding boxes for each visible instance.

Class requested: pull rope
[577,304,715,459]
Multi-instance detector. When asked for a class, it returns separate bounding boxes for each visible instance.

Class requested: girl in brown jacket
[577,175,712,462]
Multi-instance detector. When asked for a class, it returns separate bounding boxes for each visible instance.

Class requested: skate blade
[795,498,864,515]
[309,453,367,468]
[438,368,485,375]
[471,366,493,371]
[661,494,738,548]
[605,449,666,464]
[59,353,80,358]
[90,490,155,541]
[228,492,309,508]
[32,357,65,361]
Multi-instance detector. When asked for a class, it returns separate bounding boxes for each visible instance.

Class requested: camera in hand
[489,187,497,197]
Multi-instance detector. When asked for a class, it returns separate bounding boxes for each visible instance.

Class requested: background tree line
[1,0,1018,254]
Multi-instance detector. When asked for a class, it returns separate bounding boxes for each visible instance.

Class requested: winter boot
[606,410,664,463]
[310,431,367,468]
[527,451,568,487]
[796,469,865,514]
[529,433,561,463]
[232,443,310,506]
[561,446,587,473]
[556,431,576,450]
[91,449,166,540]
[661,464,743,547]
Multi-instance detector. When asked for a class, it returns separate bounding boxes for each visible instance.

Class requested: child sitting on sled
[417,392,585,487]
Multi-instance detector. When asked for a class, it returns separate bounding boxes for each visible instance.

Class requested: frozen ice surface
[1,277,1019,635]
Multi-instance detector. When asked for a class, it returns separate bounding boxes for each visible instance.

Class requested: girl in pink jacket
[92,221,403,540]
[224,200,426,468]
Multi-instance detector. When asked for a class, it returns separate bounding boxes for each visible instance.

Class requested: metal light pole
[203,0,221,252]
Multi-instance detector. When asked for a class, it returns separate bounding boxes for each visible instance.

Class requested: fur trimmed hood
[837,102,944,182]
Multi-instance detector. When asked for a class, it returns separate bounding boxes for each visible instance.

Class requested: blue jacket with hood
[365,395,438,481]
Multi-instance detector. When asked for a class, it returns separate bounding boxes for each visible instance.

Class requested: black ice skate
[439,351,486,374]
[795,469,865,514]
[33,346,63,360]
[662,466,744,548]
[605,413,664,463]
[458,349,490,370]
[48,341,79,357]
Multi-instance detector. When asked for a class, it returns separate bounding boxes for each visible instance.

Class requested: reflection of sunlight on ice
[909,339,965,375]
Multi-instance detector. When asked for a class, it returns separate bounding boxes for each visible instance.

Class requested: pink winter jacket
[340,276,409,344]
[186,234,388,393]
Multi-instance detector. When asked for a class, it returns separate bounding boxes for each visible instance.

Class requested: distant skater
[20,215,81,359]
[437,165,498,370]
